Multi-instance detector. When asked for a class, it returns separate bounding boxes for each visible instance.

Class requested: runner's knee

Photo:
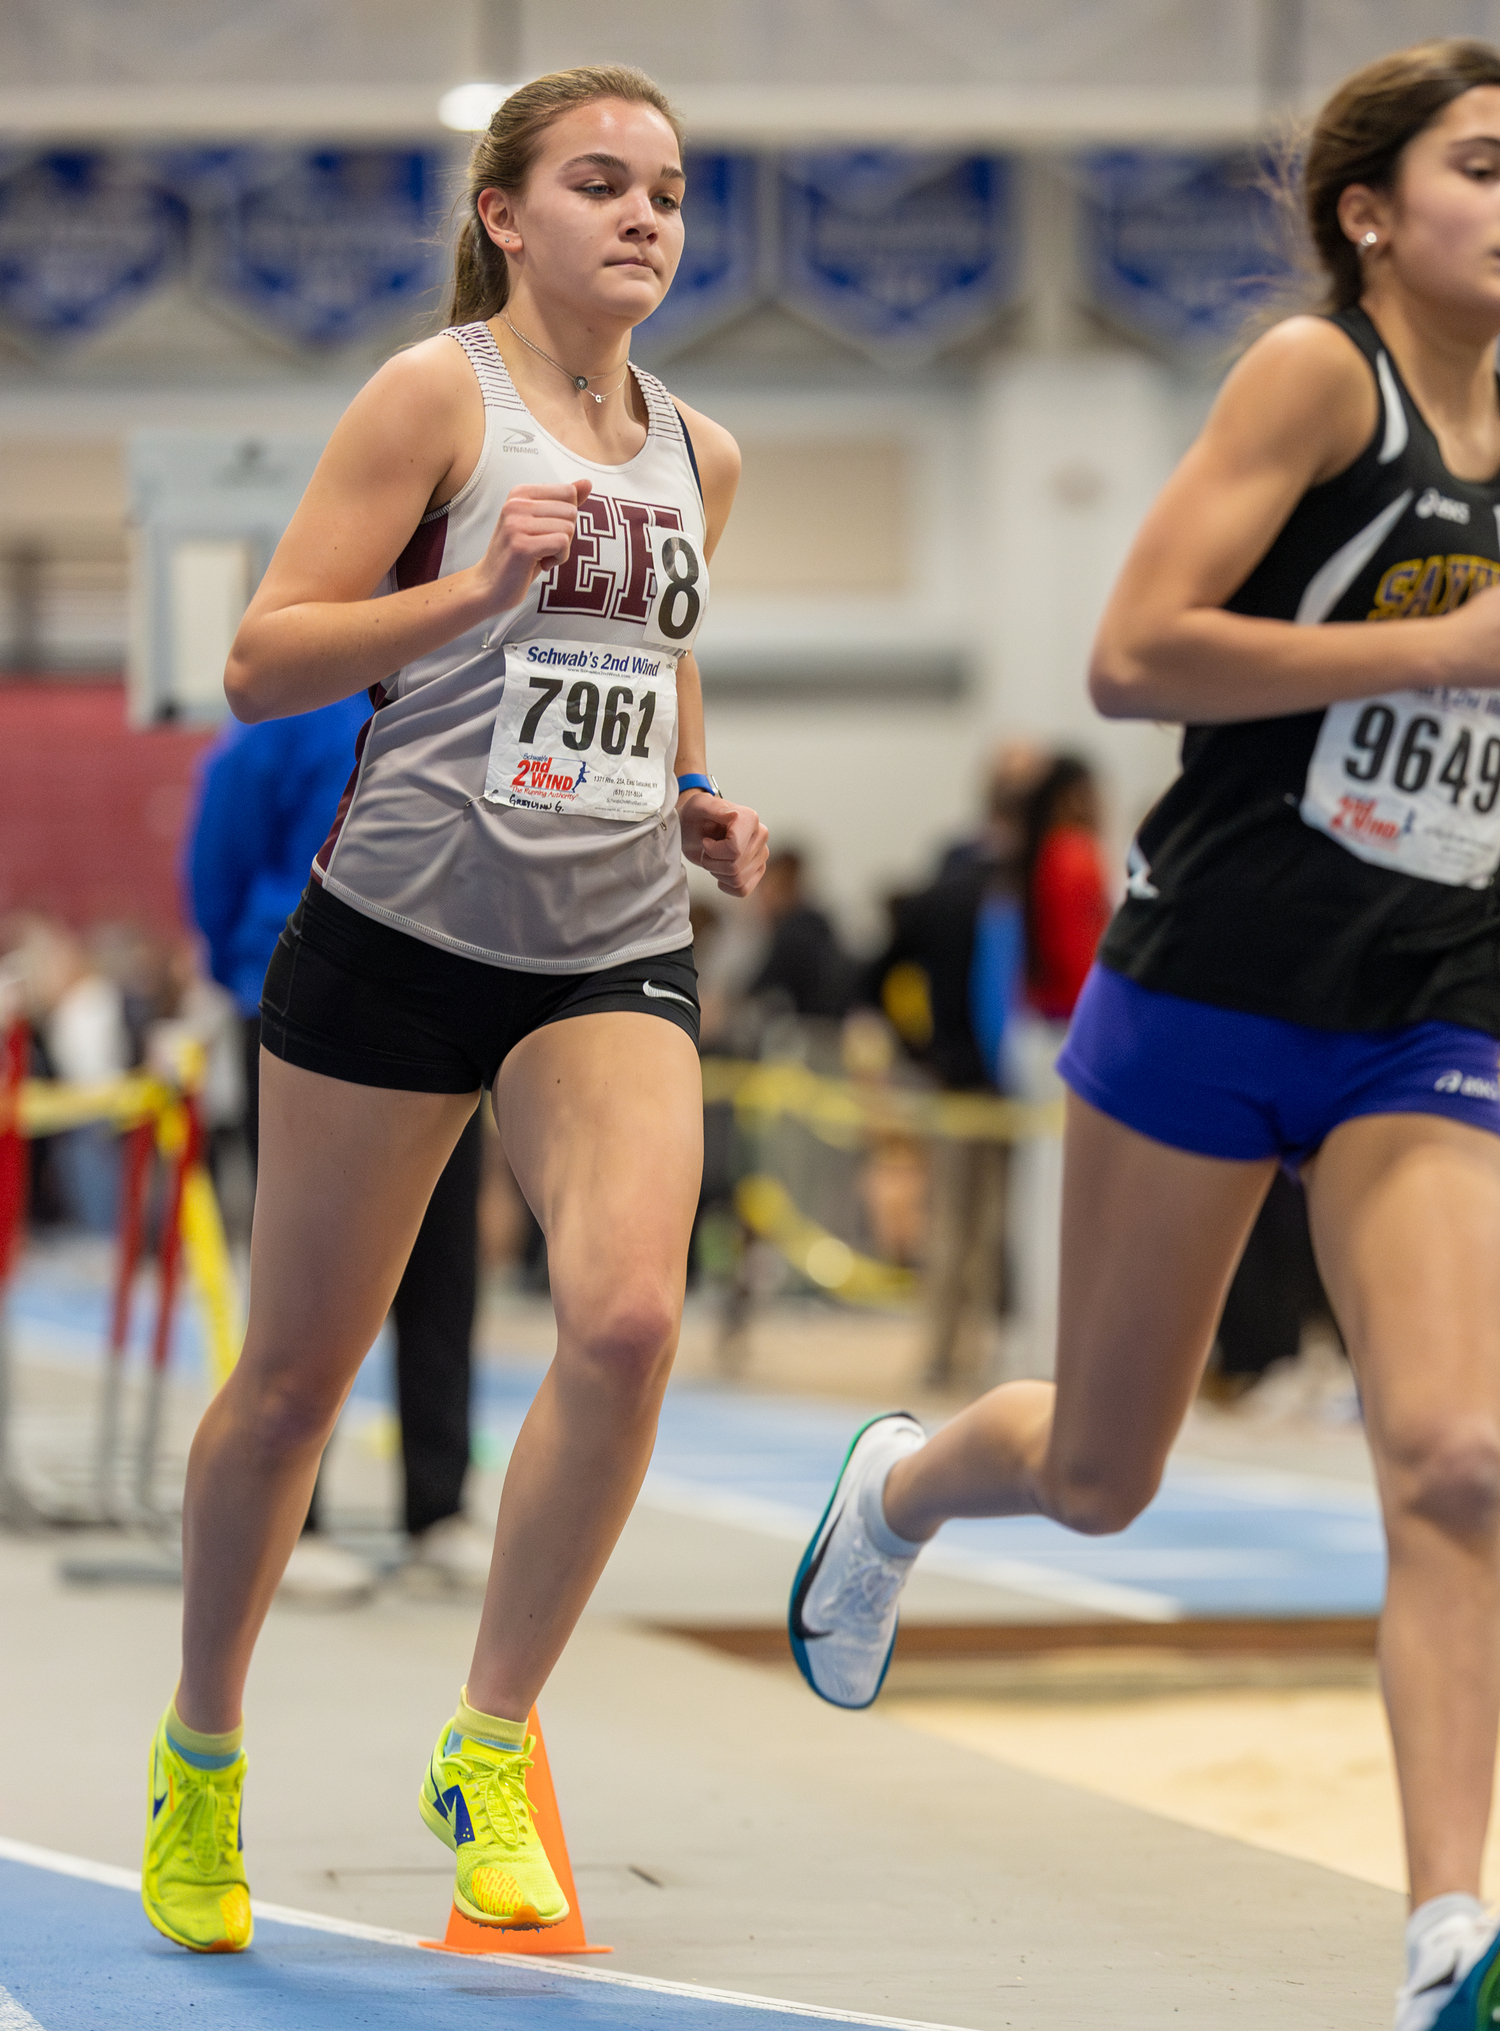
[227,1365,343,1469]
[1386,1421,1500,1543]
[562,1282,678,1396]
[1041,1459,1158,1537]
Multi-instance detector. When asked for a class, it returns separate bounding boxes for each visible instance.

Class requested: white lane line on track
[640,1475,1185,1622]
[0,1986,45,2030]
[0,1836,979,2031]
[0,1838,138,1892]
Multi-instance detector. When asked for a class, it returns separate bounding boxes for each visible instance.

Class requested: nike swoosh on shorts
[642,981,697,1011]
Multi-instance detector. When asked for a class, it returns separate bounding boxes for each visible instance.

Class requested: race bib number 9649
[483,639,678,821]
[1301,685,1500,887]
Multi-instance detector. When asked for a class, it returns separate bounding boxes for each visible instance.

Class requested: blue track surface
[9,1251,1386,1620]
[448,1357,1385,1621]
[0,1854,942,2031]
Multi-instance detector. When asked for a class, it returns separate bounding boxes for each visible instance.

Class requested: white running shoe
[789,1412,926,1709]
[1397,1898,1500,2031]
[404,1514,493,1595]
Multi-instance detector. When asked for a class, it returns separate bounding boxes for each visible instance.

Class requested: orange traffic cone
[421,1708,610,1957]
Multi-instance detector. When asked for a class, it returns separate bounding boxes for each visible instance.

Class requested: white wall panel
[522,0,1261,92]
[693,694,990,946]
[976,353,1185,845]
[0,0,473,87]
[1302,2,1500,93]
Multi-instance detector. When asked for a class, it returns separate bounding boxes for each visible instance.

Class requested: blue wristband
[676,772,721,798]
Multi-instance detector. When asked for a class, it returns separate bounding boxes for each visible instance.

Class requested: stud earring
[1361,231,1378,248]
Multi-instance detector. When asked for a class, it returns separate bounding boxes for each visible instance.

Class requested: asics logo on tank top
[1415,486,1469,523]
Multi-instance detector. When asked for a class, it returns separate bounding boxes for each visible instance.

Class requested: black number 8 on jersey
[653,535,701,643]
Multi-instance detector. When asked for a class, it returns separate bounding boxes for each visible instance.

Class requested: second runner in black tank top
[1101,304,1500,1038]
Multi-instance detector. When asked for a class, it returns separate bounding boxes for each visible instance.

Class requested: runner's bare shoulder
[1211,315,1380,487]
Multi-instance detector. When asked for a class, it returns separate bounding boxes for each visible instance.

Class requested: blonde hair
[446,64,685,326]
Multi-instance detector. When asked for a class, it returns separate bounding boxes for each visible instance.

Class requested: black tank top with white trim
[1099,305,1500,1037]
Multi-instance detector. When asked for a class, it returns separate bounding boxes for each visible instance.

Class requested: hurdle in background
[0,1010,242,1528]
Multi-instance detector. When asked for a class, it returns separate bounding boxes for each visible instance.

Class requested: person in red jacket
[1019,755,1111,1023]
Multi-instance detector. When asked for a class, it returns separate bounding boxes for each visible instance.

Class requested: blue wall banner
[633,151,763,361]
[207,149,448,349]
[1079,151,1291,352]
[149,147,284,207]
[779,151,1016,360]
[0,153,189,342]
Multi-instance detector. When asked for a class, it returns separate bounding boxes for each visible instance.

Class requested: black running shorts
[260,881,700,1093]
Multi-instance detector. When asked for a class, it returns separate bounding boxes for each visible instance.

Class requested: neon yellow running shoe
[141,1709,252,1953]
[419,1718,568,1928]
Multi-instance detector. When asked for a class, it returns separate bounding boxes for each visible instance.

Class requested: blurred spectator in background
[750,849,855,1026]
[155,944,247,1221]
[871,776,1026,1392]
[5,916,130,1232]
[190,694,368,1163]
[1003,754,1112,1383]
[189,696,490,1606]
[937,739,1048,879]
[1018,755,1112,1030]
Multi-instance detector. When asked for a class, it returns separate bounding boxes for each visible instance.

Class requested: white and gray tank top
[313,321,708,973]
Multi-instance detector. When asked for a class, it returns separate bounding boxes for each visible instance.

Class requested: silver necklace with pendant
[503,316,628,405]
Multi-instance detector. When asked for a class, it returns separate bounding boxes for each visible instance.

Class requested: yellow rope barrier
[699,1057,1063,1148]
[705,1057,1062,1308]
[12,1055,1054,1338]
[17,1074,173,1138]
[734,1174,919,1309]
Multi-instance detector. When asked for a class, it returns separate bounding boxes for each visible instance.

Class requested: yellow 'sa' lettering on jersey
[1369,553,1500,619]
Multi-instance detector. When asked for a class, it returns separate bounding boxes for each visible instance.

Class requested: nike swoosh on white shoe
[789,1509,840,1643]
[1412,1959,1460,1994]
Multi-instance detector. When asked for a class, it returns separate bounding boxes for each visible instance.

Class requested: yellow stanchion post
[179,1162,242,1389]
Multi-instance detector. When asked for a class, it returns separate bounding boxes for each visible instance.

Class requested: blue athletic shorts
[1057,964,1500,1166]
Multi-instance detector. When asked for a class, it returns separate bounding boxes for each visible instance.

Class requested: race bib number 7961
[482,639,679,822]
[1301,685,1500,887]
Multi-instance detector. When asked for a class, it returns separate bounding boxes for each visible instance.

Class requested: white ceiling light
[438,80,510,132]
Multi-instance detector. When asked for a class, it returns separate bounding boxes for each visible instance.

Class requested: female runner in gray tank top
[141,66,767,1954]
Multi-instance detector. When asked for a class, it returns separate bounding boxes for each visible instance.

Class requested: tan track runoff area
[886,1672,1498,1899]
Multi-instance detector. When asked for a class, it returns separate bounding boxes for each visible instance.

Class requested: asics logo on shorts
[1434,1069,1500,1100]
[642,980,696,1011]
